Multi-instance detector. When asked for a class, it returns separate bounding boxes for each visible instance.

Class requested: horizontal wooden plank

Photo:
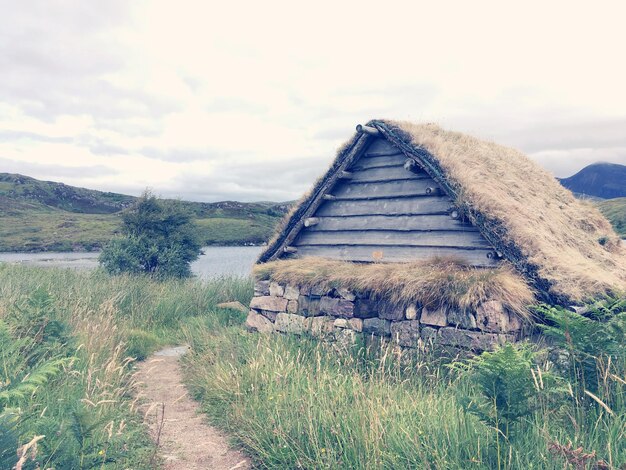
[333,179,441,200]
[295,230,491,248]
[363,138,399,157]
[315,196,452,217]
[350,165,427,183]
[307,215,479,232]
[351,153,407,169]
[293,245,499,266]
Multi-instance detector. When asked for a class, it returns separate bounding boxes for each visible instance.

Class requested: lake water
[0,246,264,279]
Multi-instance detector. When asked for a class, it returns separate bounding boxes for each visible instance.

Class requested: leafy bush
[457,343,561,438]
[100,191,202,278]
[536,297,626,395]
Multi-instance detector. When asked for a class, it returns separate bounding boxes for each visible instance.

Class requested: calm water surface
[0,246,263,279]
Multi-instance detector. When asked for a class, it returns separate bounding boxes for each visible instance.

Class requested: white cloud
[1,0,625,201]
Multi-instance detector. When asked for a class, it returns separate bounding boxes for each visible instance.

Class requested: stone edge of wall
[246,280,524,351]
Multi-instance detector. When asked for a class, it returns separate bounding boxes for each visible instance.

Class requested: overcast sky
[1,0,626,202]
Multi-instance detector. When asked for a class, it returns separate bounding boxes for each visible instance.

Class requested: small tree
[99,191,201,278]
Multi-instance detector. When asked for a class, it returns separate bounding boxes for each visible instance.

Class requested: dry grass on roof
[388,121,626,302]
[254,257,535,320]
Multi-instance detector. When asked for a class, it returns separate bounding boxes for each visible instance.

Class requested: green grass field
[0,206,280,251]
[0,173,287,251]
[598,197,626,237]
[0,194,283,251]
[1,264,624,469]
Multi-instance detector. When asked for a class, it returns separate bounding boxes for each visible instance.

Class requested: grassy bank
[0,173,287,251]
[598,198,626,238]
[0,264,251,468]
[0,204,280,251]
[1,264,624,469]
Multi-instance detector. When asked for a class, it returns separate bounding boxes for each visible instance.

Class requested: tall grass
[0,264,251,468]
[182,314,626,469]
[2,263,624,469]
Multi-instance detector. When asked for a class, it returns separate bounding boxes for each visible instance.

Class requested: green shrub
[536,298,626,395]
[100,191,202,278]
[457,343,561,438]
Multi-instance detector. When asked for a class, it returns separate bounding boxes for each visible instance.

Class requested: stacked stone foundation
[247,280,524,351]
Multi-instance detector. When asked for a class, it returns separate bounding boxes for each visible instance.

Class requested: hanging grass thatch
[254,257,535,319]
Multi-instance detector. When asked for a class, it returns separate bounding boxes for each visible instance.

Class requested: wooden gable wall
[291,137,499,267]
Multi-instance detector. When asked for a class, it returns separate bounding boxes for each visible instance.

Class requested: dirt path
[135,346,251,470]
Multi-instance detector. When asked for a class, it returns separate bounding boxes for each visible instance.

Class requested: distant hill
[559,162,626,199]
[0,173,289,252]
[597,197,626,238]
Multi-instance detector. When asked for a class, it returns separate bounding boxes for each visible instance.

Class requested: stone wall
[246,280,524,351]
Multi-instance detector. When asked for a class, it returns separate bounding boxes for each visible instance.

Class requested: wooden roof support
[356,124,380,136]
[304,217,319,227]
[404,159,420,173]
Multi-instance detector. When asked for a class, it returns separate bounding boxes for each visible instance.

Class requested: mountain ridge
[0,173,289,252]
[559,162,626,199]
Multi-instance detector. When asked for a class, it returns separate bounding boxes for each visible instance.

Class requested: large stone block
[379,301,405,321]
[250,296,288,313]
[420,307,447,327]
[348,318,363,332]
[298,295,321,317]
[390,320,420,348]
[439,327,512,350]
[447,310,477,330]
[363,318,391,336]
[319,296,354,318]
[306,316,335,338]
[336,287,356,301]
[507,313,523,332]
[420,326,439,343]
[310,285,331,297]
[245,310,274,333]
[274,313,306,335]
[259,310,278,322]
[334,328,357,348]
[284,284,300,301]
[353,298,379,318]
[476,301,509,333]
[332,318,363,332]
[269,282,285,297]
[254,280,271,296]
[405,304,419,320]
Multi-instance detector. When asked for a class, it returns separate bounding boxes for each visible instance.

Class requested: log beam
[356,124,380,136]
[304,217,319,227]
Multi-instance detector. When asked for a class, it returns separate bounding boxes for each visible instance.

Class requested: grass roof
[254,257,534,320]
[259,120,626,305]
[383,121,626,303]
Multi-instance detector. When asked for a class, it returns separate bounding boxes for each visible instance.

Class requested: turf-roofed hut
[248,120,626,350]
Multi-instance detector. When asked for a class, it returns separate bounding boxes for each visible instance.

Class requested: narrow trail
[135,346,251,470]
